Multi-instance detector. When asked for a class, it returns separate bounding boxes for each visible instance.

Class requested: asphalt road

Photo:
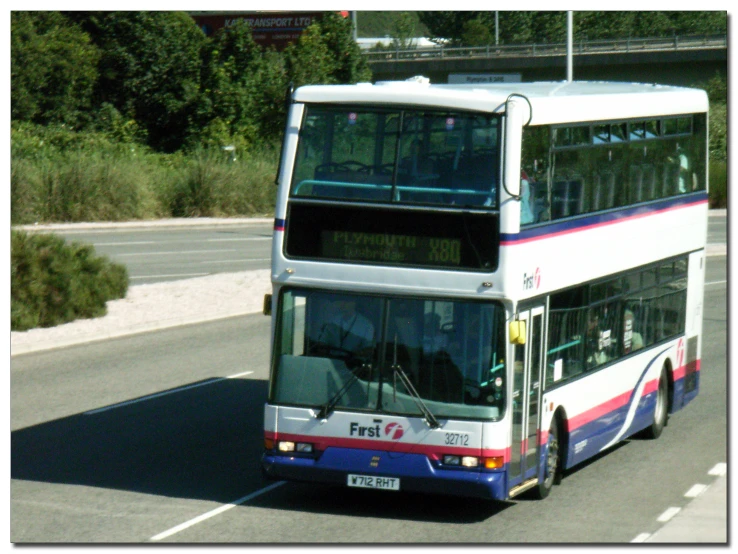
[52,222,274,285]
[10,254,727,543]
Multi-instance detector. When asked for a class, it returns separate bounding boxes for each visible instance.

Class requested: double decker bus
[261,77,708,500]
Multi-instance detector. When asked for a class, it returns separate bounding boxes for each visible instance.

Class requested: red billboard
[191,12,346,50]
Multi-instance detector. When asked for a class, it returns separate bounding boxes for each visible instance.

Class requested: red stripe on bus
[566,390,632,432]
[673,359,700,381]
[264,430,509,461]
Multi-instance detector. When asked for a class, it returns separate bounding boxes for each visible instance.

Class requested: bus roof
[293,78,709,125]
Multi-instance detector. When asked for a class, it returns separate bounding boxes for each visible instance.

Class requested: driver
[322,298,375,357]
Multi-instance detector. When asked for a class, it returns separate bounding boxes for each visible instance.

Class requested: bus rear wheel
[642,365,669,439]
[533,421,560,499]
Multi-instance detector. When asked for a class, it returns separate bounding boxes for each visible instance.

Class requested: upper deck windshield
[291,105,501,209]
[271,289,507,421]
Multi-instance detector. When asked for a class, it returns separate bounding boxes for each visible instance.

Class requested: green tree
[70,12,206,152]
[391,12,417,49]
[286,13,371,86]
[193,23,288,148]
[11,12,99,128]
[316,12,372,84]
[194,23,264,149]
[461,17,494,46]
[419,12,479,45]
[285,24,337,87]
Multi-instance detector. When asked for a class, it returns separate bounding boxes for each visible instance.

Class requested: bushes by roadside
[11,122,279,224]
[11,231,129,331]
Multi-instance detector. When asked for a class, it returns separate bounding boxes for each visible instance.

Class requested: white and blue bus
[261,78,708,500]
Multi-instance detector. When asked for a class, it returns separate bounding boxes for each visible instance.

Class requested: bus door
[510,304,546,493]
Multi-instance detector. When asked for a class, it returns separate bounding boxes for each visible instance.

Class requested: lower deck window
[545,255,688,388]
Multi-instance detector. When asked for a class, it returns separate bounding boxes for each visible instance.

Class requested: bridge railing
[363,34,728,62]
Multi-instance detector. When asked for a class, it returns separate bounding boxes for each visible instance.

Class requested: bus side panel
[544,345,675,470]
[677,249,706,410]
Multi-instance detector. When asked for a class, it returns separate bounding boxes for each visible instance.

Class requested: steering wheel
[337,161,371,173]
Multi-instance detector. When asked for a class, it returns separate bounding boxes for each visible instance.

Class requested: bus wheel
[643,365,669,439]
[534,421,560,499]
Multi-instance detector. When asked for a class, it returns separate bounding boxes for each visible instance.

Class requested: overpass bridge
[365,35,727,87]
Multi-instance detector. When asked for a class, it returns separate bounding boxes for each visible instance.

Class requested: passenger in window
[520,169,535,224]
[673,144,694,192]
[623,309,644,354]
[585,311,610,368]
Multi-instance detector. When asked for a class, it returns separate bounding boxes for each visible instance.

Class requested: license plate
[347,474,400,491]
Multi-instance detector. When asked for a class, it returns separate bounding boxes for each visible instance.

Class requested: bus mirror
[263,294,272,316]
[509,320,526,345]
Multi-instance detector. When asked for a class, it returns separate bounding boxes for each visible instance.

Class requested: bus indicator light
[484,457,504,469]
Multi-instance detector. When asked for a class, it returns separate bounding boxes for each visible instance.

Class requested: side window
[520,125,550,225]
[551,147,587,220]
[546,255,689,383]
[546,286,587,387]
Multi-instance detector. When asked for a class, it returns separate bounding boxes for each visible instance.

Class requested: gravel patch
[11,270,271,356]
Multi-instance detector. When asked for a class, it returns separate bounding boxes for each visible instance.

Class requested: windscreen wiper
[315,362,371,420]
[391,337,440,429]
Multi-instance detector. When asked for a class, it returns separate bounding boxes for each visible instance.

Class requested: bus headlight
[461,456,480,468]
[277,441,295,452]
[276,441,313,454]
[443,455,461,466]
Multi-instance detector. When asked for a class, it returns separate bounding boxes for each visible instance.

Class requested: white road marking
[631,533,651,543]
[130,272,210,280]
[705,280,727,287]
[94,241,156,246]
[116,249,236,257]
[83,371,253,415]
[199,258,271,264]
[150,481,286,541]
[684,484,708,498]
[708,462,727,476]
[656,507,681,523]
[206,237,272,242]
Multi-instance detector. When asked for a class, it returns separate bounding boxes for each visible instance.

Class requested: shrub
[164,146,278,218]
[11,231,129,331]
[709,159,727,209]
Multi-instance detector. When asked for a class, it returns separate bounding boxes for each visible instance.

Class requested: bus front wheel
[533,420,560,499]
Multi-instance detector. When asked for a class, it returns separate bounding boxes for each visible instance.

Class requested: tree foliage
[11,12,99,128]
[419,11,727,45]
[286,12,371,85]
[67,11,206,152]
[11,10,727,156]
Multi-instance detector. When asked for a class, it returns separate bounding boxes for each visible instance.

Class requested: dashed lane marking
[150,481,286,541]
[684,484,708,498]
[656,507,682,523]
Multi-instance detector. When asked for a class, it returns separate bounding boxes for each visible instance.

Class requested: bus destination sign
[321,231,462,267]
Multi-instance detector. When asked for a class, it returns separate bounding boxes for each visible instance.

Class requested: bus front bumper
[261,447,507,500]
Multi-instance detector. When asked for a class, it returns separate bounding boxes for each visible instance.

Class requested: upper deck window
[291,105,501,209]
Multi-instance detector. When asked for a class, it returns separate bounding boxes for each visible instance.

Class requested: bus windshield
[271,289,507,420]
[291,105,501,209]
